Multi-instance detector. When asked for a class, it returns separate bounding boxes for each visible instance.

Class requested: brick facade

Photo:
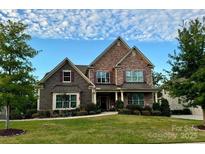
[38,37,156,111]
[89,40,130,84]
[39,62,92,111]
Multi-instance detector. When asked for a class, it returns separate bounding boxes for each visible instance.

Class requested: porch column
[120,91,124,102]
[155,92,158,103]
[115,92,118,101]
[92,89,97,104]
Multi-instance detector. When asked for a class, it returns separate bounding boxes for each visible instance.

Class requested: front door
[99,96,110,111]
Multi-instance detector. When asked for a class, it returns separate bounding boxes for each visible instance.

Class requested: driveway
[171,115,203,120]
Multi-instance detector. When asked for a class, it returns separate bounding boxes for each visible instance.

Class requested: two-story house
[37,37,157,111]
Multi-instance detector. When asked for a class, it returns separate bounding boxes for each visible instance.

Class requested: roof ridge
[89,36,130,66]
[39,58,94,86]
[115,46,154,67]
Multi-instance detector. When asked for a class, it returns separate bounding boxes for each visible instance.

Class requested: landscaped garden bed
[0,128,25,137]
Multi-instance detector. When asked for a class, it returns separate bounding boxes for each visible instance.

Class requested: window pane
[71,95,76,101]
[127,93,144,106]
[56,95,63,108]
[96,71,110,83]
[56,101,62,108]
[56,95,62,101]
[126,71,132,82]
[64,76,70,81]
[63,101,69,108]
[64,72,70,76]
[71,101,76,108]
[137,71,143,82]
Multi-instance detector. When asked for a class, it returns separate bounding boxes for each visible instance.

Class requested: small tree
[0,20,38,129]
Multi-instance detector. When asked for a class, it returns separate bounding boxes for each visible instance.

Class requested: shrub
[25,109,37,119]
[171,108,192,115]
[115,100,124,110]
[38,110,51,118]
[182,108,192,115]
[76,111,88,116]
[85,103,96,113]
[31,113,39,118]
[126,104,143,112]
[89,111,96,115]
[152,102,161,111]
[133,110,141,115]
[118,109,124,114]
[60,110,73,117]
[80,104,86,111]
[160,98,171,117]
[121,109,132,115]
[96,109,102,114]
[10,112,23,120]
[143,105,152,112]
[151,110,161,116]
[141,110,151,116]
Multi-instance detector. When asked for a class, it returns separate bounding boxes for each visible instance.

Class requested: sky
[0,9,205,80]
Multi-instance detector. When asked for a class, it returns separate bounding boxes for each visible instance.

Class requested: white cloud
[0,9,205,41]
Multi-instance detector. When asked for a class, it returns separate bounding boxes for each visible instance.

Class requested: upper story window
[126,70,144,82]
[96,71,110,84]
[63,70,71,82]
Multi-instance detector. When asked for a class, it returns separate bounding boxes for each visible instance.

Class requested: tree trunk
[203,109,205,126]
[5,104,10,129]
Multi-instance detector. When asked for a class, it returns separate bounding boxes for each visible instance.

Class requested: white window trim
[52,93,80,110]
[63,70,71,83]
[96,71,110,84]
[126,69,144,83]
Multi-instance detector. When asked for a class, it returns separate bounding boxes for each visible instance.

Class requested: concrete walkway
[171,115,203,120]
[0,112,118,122]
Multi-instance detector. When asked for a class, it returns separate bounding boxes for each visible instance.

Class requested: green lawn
[0,115,205,144]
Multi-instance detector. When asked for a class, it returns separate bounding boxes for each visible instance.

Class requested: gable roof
[39,58,95,86]
[89,36,130,67]
[75,65,88,75]
[115,46,154,67]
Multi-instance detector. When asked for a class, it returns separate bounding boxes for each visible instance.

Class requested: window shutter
[71,71,74,82]
[124,71,126,83]
[60,71,63,82]
[94,72,96,83]
[143,70,146,83]
[110,72,112,84]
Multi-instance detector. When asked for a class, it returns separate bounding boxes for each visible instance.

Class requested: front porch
[93,91,154,111]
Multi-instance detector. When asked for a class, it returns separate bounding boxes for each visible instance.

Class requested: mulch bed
[193,125,205,131]
[0,129,25,137]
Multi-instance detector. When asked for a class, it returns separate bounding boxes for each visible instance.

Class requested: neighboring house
[37,37,157,111]
[161,89,203,115]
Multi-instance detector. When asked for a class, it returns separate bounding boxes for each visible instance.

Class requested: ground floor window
[128,93,144,106]
[54,93,78,110]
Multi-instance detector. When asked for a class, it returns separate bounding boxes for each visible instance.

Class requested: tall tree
[166,19,205,125]
[0,20,38,129]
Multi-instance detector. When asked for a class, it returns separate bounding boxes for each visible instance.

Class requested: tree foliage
[166,19,205,109]
[0,20,38,128]
[152,71,167,88]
